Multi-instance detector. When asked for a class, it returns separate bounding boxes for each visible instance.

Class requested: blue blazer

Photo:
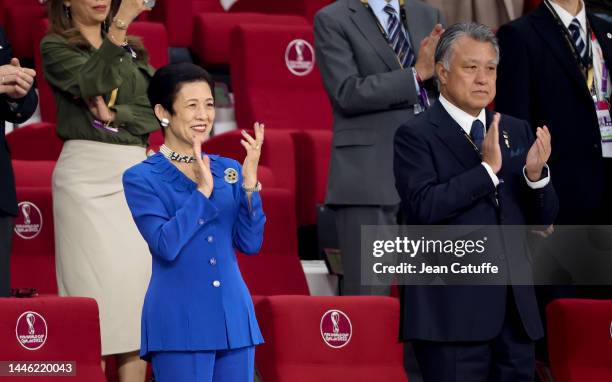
[123,152,265,359]
[394,102,559,342]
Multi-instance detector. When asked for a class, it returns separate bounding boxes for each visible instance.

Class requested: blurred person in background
[41,0,157,380]
[423,0,523,29]
[0,27,37,298]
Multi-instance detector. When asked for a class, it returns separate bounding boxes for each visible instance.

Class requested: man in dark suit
[497,0,611,225]
[314,0,444,296]
[0,27,38,297]
[496,0,612,365]
[394,23,558,381]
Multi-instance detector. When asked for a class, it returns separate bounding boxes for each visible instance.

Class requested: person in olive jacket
[0,26,38,298]
[41,1,156,380]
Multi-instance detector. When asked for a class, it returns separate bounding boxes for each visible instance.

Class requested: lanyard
[591,31,611,103]
[543,0,594,84]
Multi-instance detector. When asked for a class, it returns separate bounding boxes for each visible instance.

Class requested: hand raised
[116,0,152,22]
[192,135,214,198]
[481,113,502,174]
[525,125,551,182]
[414,24,444,81]
[240,122,264,188]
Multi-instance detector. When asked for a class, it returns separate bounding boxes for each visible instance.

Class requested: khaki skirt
[53,140,151,356]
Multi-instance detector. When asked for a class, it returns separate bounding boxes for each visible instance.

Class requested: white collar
[369,0,400,16]
[549,0,587,32]
[438,95,487,135]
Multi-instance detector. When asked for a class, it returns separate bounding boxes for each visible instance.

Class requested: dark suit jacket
[314,0,443,206]
[0,27,38,217]
[496,4,612,224]
[393,101,558,341]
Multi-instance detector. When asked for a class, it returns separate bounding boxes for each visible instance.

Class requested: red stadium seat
[238,188,310,295]
[127,21,170,69]
[12,160,55,188]
[192,13,308,67]
[291,130,332,226]
[6,122,62,161]
[255,295,407,382]
[5,4,45,59]
[229,23,332,131]
[148,0,224,48]
[203,129,296,199]
[193,0,225,14]
[229,0,333,22]
[10,187,56,295]
[0,0,41,28]
[230,24,332,228]
[547,299,612,382]
[0,296,105,381]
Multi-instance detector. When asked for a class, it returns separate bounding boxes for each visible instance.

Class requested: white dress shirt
[438,95,551,189]
[549,0,587,43]
[370,0,407,38]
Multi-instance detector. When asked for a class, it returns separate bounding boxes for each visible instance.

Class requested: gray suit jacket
[314,0,443,206]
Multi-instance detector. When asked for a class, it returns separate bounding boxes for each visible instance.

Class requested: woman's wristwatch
[242,181,262,193]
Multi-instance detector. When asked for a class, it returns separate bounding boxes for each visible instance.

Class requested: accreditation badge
[597,101,612,157]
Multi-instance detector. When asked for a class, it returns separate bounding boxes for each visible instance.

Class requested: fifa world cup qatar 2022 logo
[14,201,43,240]
[320,309,353,349]
[285,39,315,76]
[15,311,48,350]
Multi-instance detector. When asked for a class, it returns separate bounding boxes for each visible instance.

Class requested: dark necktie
[383,4,415,68]
[568,18,587,60]
[470,120,485,152]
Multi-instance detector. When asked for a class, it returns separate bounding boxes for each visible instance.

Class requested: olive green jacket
[41,33,158,146]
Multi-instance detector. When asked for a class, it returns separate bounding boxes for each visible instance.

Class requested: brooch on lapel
[502,130,511,149]
[224,168,239,184]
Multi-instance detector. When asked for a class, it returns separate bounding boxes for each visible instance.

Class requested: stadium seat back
[10,187,56,294]
[255,295,407,382]
[230,23,332,131]
[127,21,169,69]
[6,122,62,161]
[0,296,105,381]
[547,299,612,382]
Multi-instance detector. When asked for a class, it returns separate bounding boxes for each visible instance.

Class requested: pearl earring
[160,118,170,127]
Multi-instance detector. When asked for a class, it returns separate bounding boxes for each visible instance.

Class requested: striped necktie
[383,4,415,68]
[568,18,587,60]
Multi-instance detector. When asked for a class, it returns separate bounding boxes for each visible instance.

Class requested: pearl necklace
[159,144,195,163]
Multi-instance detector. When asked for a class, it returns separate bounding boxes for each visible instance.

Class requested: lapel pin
[608,33,612,39]
[224,168,239,184]
[502,130,511,149]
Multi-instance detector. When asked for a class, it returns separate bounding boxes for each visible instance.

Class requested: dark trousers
[334,205,397,296]
[413,291,535,382]
[0,215,14,297]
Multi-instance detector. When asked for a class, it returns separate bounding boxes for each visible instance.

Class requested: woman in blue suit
[122,63,265,382]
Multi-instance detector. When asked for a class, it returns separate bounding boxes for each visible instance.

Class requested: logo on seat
[14,202,43,240]
[16,311,48,350]
[285,39,315,76]
[320,309,352,348]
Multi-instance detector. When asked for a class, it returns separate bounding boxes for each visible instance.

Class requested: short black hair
[147,63,215,116]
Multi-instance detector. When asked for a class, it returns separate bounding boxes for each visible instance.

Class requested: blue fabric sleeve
[123,169,219,262]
